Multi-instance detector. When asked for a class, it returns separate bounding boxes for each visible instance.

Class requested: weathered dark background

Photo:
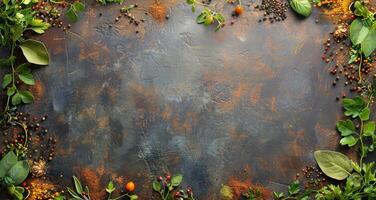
[12,0,356,199]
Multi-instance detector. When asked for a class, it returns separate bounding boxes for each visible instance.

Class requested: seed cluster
[1,111,57,165]
[32,1,72,31]
[254,0,288,23]
[296,165,327,189]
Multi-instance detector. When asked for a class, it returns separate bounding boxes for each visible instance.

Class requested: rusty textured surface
[12,0,352,199]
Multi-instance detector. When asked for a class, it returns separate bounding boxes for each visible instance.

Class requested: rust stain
[30,80,45,102]
[249,84,262,105]
[314,123,338,149]
[270,96,276,112]
[78,41,111,70]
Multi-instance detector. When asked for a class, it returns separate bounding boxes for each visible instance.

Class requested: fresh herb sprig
[186,0,225,31]
[152,174,184,200]
[0,151,30,200]
[348,1,375,82]
[336,96,375,166]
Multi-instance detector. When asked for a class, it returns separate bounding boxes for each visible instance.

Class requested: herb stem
[3,42,16,115]
[359,119,365,168]
[110,193,131,200]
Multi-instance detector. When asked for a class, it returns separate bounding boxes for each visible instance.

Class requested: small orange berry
[234,5,244,15]
[125,181,135,192]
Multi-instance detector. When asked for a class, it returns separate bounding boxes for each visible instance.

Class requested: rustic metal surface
[18,0,347,199]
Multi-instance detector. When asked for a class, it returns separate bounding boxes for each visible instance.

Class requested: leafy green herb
[0,151,30,200]
[242,186,263,200]
[65,2,85,23]
[153,174,186,200]
[348,1,375,64]
[196,8,225,31]
[289,0,312,17]
[67,176,91,200]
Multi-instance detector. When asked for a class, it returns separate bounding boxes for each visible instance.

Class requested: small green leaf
[314,150,353,180]
[152,181,161,192]
[361,27,376,57]
[171,174,183,187]
[336,120,355,136]
[8,160,30,185]
[16,63,30,74]
[11,92,22,105]
[67,187,81,199]
[66,6,79,23]
[196,13,206,24]
[340,135,358,147]
[19,39,50,65]
[2,74,12,88]
[7,86,16,96]
[289,0,312,17]
[288,180,300,195]
[73,2,85,11]
[350,18,369,45]
[18,72,35,85]
[359,108,370,121]
[73,176,83,195]
[106,181,116,193]
[7,185,24,200]
[0,151,18,178]
[351,161,362,173]
[364,121,375,137]
[130,195,138,200]
[19,90,34,104]
[273,192,284,199]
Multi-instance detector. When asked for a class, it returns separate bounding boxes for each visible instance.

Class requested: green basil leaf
[364,121,375,137]
[350,18,369,45]
[19,90,34,104]
[289,0,312,17]
[66,6,79,23]
[7,86,16,96]
[19,39,50,65]
[18,72,35,85]
[11,92,22,105]
[361,28,376,57]
[340,135,358,147]
[314,150,353,180]
[8,160,30,185]
[0,151,18,178]
[152,181,162,192]
[2,74,12,88]
[73,176,83,195]
[359,108,370,121]
[171,174,183,186]
[336,120,355,136]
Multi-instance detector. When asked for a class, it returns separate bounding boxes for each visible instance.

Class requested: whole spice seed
[254,0,288,23]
